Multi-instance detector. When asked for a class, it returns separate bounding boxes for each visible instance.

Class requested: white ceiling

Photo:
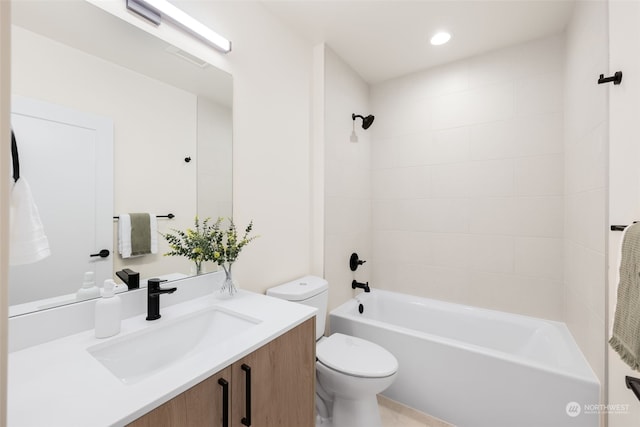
[262,0,576,84]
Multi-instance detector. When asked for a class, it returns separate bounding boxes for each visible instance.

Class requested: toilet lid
[316,333,398,378]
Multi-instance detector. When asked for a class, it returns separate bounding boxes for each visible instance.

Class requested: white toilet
[267,275,398,427]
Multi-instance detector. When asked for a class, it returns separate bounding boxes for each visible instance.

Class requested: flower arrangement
[163,216,218,275]
[163,217,257,295]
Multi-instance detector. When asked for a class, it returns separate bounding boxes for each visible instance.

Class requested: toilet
[267,276,398,427]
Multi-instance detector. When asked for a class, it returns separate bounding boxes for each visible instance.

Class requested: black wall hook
[598,71,623,85]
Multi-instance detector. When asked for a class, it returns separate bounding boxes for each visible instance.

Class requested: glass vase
[191,261,204,276]
[220,263,238,296]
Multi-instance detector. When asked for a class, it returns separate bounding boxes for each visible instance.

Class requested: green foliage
[163,216,257,266]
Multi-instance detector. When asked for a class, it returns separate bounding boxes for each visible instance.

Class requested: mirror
[9,0,233,316]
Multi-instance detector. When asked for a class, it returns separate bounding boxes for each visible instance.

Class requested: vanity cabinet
[128,318,315,427]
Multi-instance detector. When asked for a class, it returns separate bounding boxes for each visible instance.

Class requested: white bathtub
[329,289,600,427]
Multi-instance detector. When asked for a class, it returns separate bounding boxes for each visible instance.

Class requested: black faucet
[146,278,177,321]
[116,268,140,290]
[352,280,370,293]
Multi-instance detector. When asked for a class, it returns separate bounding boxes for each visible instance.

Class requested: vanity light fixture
[126,0,232,53]
[430,31,451,46]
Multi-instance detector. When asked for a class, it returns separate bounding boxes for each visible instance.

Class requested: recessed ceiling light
[430,32,451,46]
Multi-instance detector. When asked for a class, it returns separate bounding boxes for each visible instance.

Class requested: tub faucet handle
[350,253,367,271]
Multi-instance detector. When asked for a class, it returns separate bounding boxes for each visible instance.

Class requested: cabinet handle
[241,364,252,426]
[218,378,229,427]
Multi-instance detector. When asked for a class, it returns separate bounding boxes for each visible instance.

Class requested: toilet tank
[266,275,328,340]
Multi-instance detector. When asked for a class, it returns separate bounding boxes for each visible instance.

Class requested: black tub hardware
[113,213,175,220]
[218,378,229,427]
[350,253,367,271]
[626,376,640,401]
[598,71,623,85]
[241,364,252,426]
[90,249,110,258]
[146,278,177,320]
[352,280,370,293]
[184,156,191,163]
[358,303,364,314]
[611,222,638,231]
[115,268,140,290]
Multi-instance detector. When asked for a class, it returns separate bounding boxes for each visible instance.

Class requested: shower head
[352,113,375,130]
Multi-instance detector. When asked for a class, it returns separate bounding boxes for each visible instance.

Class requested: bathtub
[329,289,600,427]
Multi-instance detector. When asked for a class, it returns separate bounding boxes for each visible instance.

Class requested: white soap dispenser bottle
[95,279,121,338]
[76,271,101,301]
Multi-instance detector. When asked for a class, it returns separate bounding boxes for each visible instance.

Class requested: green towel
[130,213,151,256]
[610,222,640,371]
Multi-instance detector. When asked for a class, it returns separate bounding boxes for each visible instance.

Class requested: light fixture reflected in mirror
[127,0,232,53]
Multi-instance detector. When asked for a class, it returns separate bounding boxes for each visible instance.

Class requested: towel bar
[113,213,175,220]
[626,376,640,402]
[611,222,638,231]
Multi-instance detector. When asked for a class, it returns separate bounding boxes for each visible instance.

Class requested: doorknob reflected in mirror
[90,249,110,258]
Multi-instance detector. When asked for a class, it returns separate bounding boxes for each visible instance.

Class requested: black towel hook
[11,130,20,183]
[598,71,623,85]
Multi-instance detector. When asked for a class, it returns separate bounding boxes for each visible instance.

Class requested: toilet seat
[317,333,398,378]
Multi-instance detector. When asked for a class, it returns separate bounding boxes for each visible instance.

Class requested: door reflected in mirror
[9,0,232,316]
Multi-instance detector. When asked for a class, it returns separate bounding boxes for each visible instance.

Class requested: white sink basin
[88,306,261,384]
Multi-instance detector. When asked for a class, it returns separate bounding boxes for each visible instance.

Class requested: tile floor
[378,395,454,427]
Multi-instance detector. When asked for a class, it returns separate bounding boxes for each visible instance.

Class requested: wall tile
[432,82,515,129]
[513,196,564,238]
[372,166,431,200]
[469,234,515,274]
[514,237,563,280]
[469,197,516,235]
[428,233,472,269]
[370,34,565,321]
[516,71,564,115]
[513,112,564,157]
[431,163,472,198]
[468,159,515,197]
[515,155,564,196]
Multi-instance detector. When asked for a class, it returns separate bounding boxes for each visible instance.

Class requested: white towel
[118,214,132,258]
[9,177,50,265]
[118,213,158,258]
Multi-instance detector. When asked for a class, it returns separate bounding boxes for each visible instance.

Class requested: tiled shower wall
[324,46,372,314]
[564,0,607,392]
[370,35,565,320]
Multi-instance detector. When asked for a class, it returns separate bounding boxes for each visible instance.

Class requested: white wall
[370,35,565,320]
[11,25,199,281]
[564,0,608,402]
[323,46,372,314]
[173,2,314,293]
[608,1,640,424]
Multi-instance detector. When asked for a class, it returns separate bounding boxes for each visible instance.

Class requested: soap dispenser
[76,271,101,301]
[95,279,121,338]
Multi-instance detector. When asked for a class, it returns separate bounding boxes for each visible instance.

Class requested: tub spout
[352,280,370,293]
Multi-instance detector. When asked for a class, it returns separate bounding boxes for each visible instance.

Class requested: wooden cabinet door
[128,366,232,427]
[231,318,315,427]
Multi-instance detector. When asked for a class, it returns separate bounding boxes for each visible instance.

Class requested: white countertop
[8,290,316,427]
